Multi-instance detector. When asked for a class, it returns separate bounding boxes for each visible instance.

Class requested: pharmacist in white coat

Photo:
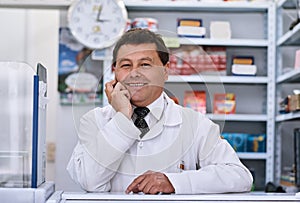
[67,28,253,194]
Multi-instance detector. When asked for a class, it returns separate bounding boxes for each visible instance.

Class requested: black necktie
[133,107,150,138]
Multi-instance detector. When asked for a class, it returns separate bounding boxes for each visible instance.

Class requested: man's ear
[111,64,116,72]
[163,62,169,81]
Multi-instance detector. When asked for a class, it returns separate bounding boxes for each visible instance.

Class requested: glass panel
[0,62,35,187]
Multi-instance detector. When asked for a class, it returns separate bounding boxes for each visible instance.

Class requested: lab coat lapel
[141,113,165,140]
[141,94,183,140]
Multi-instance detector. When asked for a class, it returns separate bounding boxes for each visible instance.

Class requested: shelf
[125,0,270,12]
[0,0,70,9]
[276,111,300,122]
[0,0,271,11]
[206,114,267,122]
[277,22,300,46]
[179,38,268,47]
[167,75,268,84]
[276,68,300,83]
[237,152,268,160]
[277,0,296,9]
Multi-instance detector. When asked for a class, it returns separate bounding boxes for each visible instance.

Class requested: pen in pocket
[179,160,185,172]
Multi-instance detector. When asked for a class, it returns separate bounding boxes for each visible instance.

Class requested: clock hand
[98,19,110,22]
[96,4,103,22]
[96,4,111,23]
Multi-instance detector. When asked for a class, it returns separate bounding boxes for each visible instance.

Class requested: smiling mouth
[126,83,147,87]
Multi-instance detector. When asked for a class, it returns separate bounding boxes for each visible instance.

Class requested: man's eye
[141,63,151,68]
[120,64,131,69]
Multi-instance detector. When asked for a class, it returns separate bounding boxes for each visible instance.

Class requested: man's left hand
[125,171,175,194]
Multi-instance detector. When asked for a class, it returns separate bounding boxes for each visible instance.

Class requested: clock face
[68,0,128,49]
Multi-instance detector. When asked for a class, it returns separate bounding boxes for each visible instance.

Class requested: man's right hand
[105,80,133,119]
[104,79,116,104]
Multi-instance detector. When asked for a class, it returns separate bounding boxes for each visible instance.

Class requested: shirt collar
[147,93,164,121]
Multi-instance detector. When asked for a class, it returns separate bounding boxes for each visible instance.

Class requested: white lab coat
[67,92,253,194]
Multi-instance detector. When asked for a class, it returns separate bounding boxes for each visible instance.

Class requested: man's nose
[129,65,142,77]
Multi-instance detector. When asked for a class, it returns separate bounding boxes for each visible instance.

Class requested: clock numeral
[116,17,121,23]
[93,25,101,33]
[73,17,80,23]
[76,6,83,13]
[93,37,100,44]
[93,5,101,13]
[76,27,83,33]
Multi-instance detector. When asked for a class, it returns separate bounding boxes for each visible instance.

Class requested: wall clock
[68,0,128,49]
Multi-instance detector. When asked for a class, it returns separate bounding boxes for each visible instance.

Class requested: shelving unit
[275,0,300,187]
[125,1,271,11]
[276,68,300,83]
[124,0,276,190]
[168,75,269,84]
[179,38,268,47]
[238,152,269,160]
[207,114,267,122]
[277,22,300,46]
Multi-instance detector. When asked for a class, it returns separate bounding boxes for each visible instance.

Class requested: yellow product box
[289,94,300,112]
[213,93,236,114]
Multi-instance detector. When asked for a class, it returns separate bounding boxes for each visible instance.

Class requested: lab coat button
[138,141,143,148]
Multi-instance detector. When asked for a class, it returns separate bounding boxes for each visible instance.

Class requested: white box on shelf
[210,21,231,39]
[177,26,206,37]
[231,64,257,76]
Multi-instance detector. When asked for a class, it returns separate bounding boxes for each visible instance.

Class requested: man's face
[114,43,169,107]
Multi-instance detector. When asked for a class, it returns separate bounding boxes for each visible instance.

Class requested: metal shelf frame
[0,0,70,9]
[124,0,271,12]
[277,23,300,46]
[266,2,276,185]
[168,75,268,84]
[179,38,268,47]
[0,0,272,11]
[206,114,267,122]
[238,152,268,160]
[277,0,297,9]
[276,68,300,83]
[276,112,300,122]
[275,0,300,186]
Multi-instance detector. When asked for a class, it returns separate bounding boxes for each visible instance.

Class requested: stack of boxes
[222,133,266,153]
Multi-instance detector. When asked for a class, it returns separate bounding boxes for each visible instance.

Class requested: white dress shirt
[67,92,253,194]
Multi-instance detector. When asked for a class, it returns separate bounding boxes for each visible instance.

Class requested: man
[67,28,253,194]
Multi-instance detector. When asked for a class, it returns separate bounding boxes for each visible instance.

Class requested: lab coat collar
[103,92,183,127]
[139,92,182,140]
[162,92,182,126]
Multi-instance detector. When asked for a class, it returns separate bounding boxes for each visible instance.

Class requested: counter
[47,191,300,203]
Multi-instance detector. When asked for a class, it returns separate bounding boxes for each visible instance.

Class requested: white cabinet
[125,0,276,190]
[276,0,300,188]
